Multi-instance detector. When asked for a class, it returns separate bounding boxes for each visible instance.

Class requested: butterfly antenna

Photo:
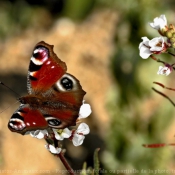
[0,100,19,114]
[0,81,20,97]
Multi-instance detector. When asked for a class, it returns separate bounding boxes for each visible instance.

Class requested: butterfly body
[19,94,71,110]
[8,41,86,135]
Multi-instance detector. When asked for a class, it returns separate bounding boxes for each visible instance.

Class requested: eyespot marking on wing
[31,46,49,65]
[44,116,62,128]
[54,73,79,92]
[8,112,26,131]
[29,60,42,72]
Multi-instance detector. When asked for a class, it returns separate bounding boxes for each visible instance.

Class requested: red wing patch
[8,105,48,135]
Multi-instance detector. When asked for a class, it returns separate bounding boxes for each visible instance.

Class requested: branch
[57,152,75,175]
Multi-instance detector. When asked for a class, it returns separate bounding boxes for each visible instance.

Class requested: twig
[152,87,175,107]
[167,51,175,57]
[150,55,165,64]
[153,82,175,91]
[143,143,175,148]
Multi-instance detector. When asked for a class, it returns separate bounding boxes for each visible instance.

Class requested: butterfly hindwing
[43,73,86,128]
[8,105,48,135]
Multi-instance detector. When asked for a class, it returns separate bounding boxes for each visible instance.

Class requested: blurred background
[1,0,175,174]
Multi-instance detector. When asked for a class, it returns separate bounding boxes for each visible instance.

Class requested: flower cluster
[139,14,175,76]
[31,101,91,154]
[140,15,175,149]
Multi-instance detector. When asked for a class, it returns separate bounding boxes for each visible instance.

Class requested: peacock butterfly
[8,41,86,135]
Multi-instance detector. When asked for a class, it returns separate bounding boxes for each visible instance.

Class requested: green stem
[167,51,175,57]
[150,55,165,64]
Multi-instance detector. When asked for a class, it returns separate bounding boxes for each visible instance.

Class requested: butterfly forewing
[27,41,67,94]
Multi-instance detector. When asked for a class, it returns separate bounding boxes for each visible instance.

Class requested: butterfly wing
[28,41,86,127]
[27,41,67,94]
[42,73,86,129]
[8,104,48,135]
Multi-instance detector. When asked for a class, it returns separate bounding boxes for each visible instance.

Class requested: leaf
[93,148,100,175]
[81,162,87,175]
[87,167,93,175]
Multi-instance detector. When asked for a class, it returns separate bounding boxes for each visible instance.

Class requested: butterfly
[8,41,86,135]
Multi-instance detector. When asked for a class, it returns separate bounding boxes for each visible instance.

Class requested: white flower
[76,123,90,135]
[72,134,85,147]
[53,128,71,140]
[150,14,167,30]
[30,129,48,139]
[71,123,90,146]
[157,64,172,76]
[45,144,61,154]
[139,36,167,59]
[79,101,92,119]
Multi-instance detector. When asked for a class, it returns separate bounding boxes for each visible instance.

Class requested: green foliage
[62,0,95,20]
[93,148,100,175]
[81,149,100,175]
[0,1,52,39]
[102,0,175,174]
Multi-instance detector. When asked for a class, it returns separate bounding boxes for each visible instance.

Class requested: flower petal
[53,128,71,140]
[30,130,48,139]
[77,123,90,135]
[157,65,172,76]
[53,129,64,140]
[149,37,164,51]
[61,128,71,138]
[149,14,167,30]
[72,134,85,146]
[79,102,92,119]
[139,46,152,59]
[47,145,62,154]
[139,37,152,59]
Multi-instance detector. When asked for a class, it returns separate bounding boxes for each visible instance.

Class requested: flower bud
[171,42,175,48]
[169,24,175,30]
[165,31,172,38]
[170,38,175,43]
[170,28,175,33]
